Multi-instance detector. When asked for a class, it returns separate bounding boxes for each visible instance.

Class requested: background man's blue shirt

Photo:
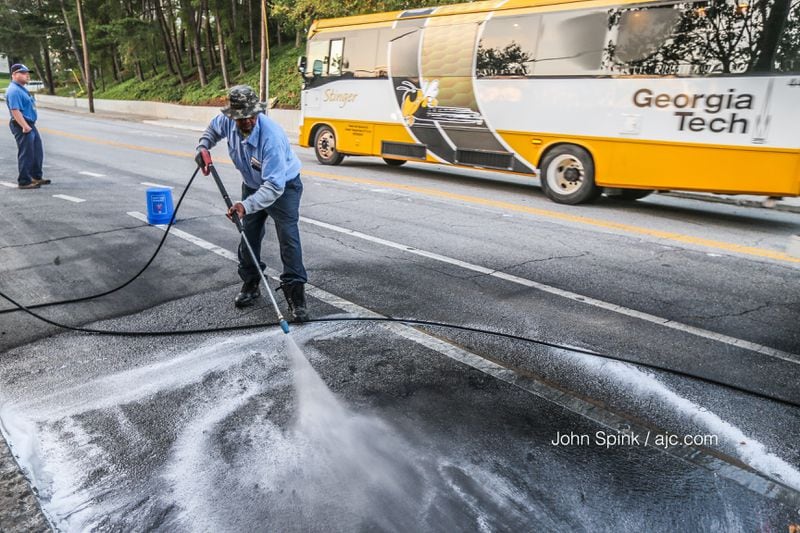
[6,81,37,123]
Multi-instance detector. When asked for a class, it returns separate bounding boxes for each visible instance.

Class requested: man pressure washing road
[195,85,308,322]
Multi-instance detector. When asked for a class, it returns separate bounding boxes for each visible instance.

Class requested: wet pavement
[1,287,798,531]
[1,108,799,531]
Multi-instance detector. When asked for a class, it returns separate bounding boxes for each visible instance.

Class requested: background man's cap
[221,85,266,120]
[10,64,30,74]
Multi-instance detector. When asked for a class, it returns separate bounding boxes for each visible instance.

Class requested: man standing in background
[6,64,50,190]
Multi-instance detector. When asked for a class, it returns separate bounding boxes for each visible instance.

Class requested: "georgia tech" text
[633,88,754,134]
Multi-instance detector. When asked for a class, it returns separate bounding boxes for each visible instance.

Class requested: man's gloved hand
[195,146,212,176]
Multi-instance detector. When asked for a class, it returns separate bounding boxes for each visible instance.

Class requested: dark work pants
[238,176,308,286]
[10,120,43,186]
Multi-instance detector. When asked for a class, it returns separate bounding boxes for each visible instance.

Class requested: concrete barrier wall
[35,94,300,137]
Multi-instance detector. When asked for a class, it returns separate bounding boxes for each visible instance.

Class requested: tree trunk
[230,0,247,75]
[30,56,45,89]
[202,0,216,71]
[248,0,256,62]
[295,28,302,48]
[41,40,55,94]
[135,61,144,82]
[215,1,230,89]
[182,0,207,86]
[152,0,176,75]
[168,4,184,65]
[76,0,94,113]
[276,22,282,47]
[752,0,791,71]
[184,29,193,68]
[112,54,121,82]
[259,0,268,103]
[59,0,86,83]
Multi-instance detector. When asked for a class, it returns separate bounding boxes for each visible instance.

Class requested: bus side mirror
[312,59,324,76]
[297,56,307,75]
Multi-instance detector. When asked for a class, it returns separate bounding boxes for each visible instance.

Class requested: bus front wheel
[314,126,345,165]
[540,145,600,205]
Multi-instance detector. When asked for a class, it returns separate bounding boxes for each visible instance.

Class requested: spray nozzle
[280,319,291,334]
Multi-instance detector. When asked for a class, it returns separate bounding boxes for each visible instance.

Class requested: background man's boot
[281,282,309,322]
[234,280,260,308]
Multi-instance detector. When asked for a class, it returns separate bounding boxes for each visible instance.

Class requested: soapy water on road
[0,324,794,531]
[0,328,533,531]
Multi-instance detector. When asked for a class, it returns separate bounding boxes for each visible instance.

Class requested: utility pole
[75,0,94,113]
[259,0,269,108]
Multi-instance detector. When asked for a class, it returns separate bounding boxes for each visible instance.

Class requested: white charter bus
[297,0,800,204]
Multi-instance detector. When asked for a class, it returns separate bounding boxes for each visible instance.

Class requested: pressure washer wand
[206,163,290,334]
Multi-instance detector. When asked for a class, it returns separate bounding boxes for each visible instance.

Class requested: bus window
[614,8,682,65]
[774,0,799,72]
[534,10,607,76]
[329,39,344,76]
[607,0,800,76]
[340,30,381,77]
[388,28,423,77]
[477,14,541,77]
[307,39,329,77]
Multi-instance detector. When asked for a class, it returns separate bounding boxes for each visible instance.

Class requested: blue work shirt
[199,113,301,213]
[6,81,37,123]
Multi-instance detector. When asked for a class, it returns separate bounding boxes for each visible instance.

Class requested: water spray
[206,162,290,334]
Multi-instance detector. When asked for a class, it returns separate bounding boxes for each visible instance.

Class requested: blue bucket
[146,187,175,225]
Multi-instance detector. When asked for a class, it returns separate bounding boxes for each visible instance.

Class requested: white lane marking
[123,210,800,500]
[0,182,16,188]
[300,216,799,364]
[79,171,104,177]
[141,182,174,189]
[53,194,86,203]
[127,212,236,261]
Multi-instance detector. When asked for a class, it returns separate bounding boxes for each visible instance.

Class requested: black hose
[0,166,797,410]
[1,288,798,409]
[0,167,200,315]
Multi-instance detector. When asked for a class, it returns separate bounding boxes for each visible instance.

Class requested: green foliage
[60,43,305,109]
[0,0,476,106]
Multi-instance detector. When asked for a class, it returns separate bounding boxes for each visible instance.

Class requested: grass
[54,43,305,109]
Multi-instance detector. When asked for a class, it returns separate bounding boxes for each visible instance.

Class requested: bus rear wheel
[314,126,345,165]
[383,158,406,167]
[540,145,600,205]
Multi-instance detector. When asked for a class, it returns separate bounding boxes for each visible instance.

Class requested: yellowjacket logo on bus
[396,79,440,126]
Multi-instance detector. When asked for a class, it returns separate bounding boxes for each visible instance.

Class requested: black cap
[10,64,30,74]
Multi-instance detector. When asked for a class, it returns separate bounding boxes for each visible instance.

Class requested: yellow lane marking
[304,169,800,264]
[41,126,799,264]
[39,127,235,165]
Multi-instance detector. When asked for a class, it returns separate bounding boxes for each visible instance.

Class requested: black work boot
[281,282,309,323]
[234,280,261,308]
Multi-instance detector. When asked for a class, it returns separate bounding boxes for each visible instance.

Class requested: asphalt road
[1,109,799,531]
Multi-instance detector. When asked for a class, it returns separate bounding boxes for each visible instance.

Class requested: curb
[0,432,50,532]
